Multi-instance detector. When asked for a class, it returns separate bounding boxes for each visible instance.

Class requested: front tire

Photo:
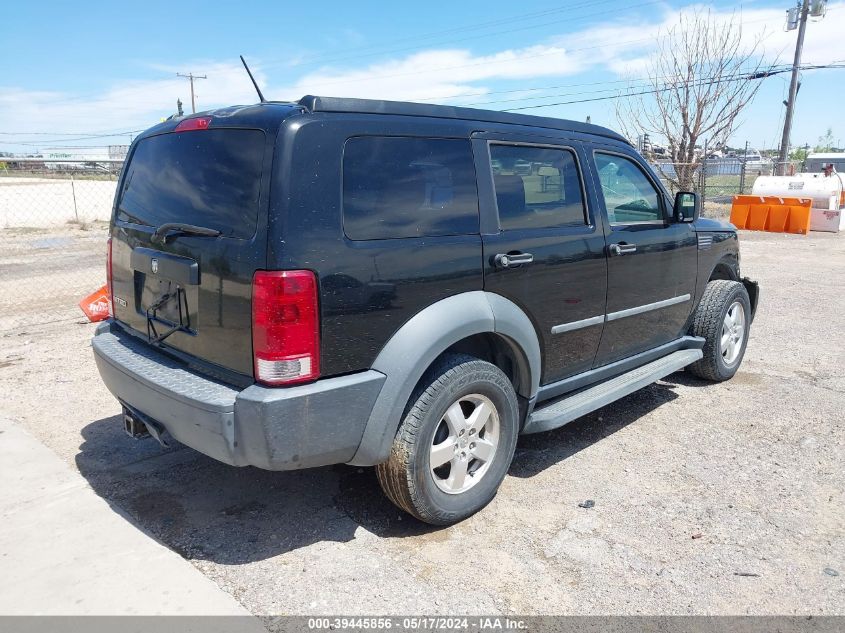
[688,280,751,381]
[376,354,519,525]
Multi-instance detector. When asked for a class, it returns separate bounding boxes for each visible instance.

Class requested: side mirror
[673,191,699,223]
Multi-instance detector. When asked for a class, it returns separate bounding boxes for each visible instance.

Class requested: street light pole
[777,0,810,174]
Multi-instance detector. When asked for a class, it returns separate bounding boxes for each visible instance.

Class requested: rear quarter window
[342,136,479,240]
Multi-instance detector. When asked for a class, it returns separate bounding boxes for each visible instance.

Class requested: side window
[594,153,664,224]
[342,136,479,240]
[489,144,587,230]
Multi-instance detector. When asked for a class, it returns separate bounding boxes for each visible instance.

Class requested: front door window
[594,153,664,225]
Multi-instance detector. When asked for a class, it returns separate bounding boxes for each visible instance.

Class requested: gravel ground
[0,230,842,619]
[0,224,107,330]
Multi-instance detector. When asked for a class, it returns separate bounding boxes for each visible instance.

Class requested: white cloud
[278,44,583,100]
[0,62,268,146]
[1,1,843,148]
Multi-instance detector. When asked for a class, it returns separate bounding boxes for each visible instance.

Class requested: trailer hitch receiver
[122,405,171,448]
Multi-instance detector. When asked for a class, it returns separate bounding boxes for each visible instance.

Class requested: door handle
[609,243,637,256]
[494,252,534,269]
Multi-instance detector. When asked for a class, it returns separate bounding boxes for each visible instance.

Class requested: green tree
[790,146,809,162]
[815,127,834,152]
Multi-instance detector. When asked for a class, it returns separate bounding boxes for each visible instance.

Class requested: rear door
[474,134,608,384]
[110,125,272,378]
[588,146,697,366]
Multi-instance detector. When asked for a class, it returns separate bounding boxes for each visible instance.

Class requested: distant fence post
[70,172,79,222]
[700,140,707,203]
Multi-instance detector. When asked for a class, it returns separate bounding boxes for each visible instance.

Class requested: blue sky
[1,0,843,153]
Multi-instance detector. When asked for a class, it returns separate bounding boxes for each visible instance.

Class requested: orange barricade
[729,195,812,235]
[79,285,111,322]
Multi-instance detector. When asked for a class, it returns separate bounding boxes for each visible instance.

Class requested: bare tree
[616,11,771,191]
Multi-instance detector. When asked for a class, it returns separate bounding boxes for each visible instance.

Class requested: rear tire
[688,280,751,381]
[376,354,519,525]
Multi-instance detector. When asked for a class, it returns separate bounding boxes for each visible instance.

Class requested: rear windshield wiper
[151,223,222,244]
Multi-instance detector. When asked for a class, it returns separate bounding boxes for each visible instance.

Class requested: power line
[462,64,800,107]
[413,77,649,103]
[501,63,845,111]
[416,60,789,104]
[0,130,130,136]
[262,0,623,68]
[3,4,841,147]
[434,54,843,107]
[263,0,655,71]
[287,11,794,95]
[6,0,682,111]
[4,63,840,148]
[0,130,145,146]
[289,35,656,93]
[0,123,154,137]
[270,0,809,74]
[6,2,811,123]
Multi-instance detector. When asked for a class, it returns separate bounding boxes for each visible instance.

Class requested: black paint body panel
[472,134,609,384]
[110,105,288,377]
[108,99,747,389]
[583,142,699,366]
[692,229,740,308]
[267,114,485,377]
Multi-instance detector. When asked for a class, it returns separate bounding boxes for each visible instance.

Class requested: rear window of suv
[342,136,479,240]
[117,128,265,239]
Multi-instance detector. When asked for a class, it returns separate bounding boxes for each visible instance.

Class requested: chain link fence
[0,152,808,331]
[651,157,803,220]
[653,158,802,196]
[0,159,119,330]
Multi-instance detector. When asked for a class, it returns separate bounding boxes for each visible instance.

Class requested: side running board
[522,349,703,435]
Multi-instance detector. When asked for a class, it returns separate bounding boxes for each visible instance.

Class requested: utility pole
[777,0,811,174]
[176,72,207,114]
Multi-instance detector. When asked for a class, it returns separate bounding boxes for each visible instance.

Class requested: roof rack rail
[297,95,627,143]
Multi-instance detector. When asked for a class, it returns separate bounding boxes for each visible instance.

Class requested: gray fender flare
[347,291,541,466]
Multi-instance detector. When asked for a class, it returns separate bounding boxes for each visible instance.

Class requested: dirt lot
[0,230,842,619]
[0,224,108,330]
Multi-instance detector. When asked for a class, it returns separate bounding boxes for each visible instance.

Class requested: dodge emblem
[151,258,159,274]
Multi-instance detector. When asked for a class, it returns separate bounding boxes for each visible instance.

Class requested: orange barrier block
[766,205,789,232]
[729,195,812,235]
[730,203,750,229]
[786,206,811,234]
[748,204,770,230]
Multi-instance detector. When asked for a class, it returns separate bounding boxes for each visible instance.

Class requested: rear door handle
[609,243,637,256]
[494,252,534,269]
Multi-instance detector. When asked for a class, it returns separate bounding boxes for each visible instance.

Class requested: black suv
[94,96,759,525]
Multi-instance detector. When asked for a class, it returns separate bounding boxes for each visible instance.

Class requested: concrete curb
[0,417,263,626]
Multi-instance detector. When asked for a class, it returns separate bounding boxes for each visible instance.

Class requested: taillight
[252,270,320,385]
[174,116,211,132]
[107,237,114,316]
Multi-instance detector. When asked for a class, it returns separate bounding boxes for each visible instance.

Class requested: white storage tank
[752,173,841,209]
[751,172,844,232]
